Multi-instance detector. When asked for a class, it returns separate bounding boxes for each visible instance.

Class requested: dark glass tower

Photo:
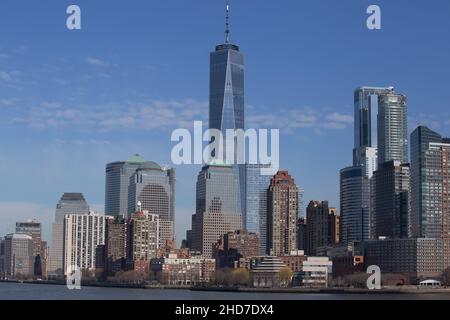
[209,1,245,216]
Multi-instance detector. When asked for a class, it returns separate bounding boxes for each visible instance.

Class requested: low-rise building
[301,257,332,287]
[151,253,215,285]
[251,256,288,288]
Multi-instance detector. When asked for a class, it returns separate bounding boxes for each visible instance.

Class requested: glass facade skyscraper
[244,164,272,255]
[209,18,245,217]
[411,126,450,238]
[377,91,408,165]
[105,154,164,218]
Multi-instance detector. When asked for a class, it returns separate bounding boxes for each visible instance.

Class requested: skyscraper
[244,164,272,255]
[63,211,112,276]
[411,126,450,239]
[377,90,408,165]
[48,193,89,276]
[105,154,167,218]
[191,164,242,258]
[410,126,445,238]
[128,163,175,250]
[4,234,33,278]
[354,87,394,151]
[372,161,410,239]
[209,1,245,216]
[340,166,370,243]
[267,171,299,256]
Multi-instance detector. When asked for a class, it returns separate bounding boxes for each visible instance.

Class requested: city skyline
[1,0,450,246]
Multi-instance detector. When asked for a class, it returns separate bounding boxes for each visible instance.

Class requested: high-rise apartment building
[377,90,408,165]
[191,164,242,258]
[306,201,340,255]
[267,171,298,256]
[244,164,272,255]
[127,209,160,273]
[48,193,89,276]
[410,126,450,238]
[63,211,111,276]
[372,161,410,239]
[105,216,128,275]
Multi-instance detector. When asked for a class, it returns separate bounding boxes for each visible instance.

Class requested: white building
[302,257,333,287]
[63,211,112,276]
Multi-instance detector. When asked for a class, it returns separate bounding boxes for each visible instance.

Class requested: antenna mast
[225,0,230,43]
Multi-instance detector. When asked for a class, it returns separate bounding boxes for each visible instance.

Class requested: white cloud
[86,57,109,67]
[0,71,12,82]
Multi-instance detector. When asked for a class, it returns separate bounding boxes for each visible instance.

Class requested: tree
[231,268,250,287]
[215,268,233,287]
[278,268,293,287]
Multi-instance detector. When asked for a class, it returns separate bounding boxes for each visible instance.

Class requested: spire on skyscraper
[225,0,230,43]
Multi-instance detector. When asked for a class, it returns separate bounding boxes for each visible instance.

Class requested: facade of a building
[377,90,408,165]
[3,233,33,278]
[251,256,288,288]
[372,161,410,239]
[152,254,215,285]
[105,154,170,218]
[15,220,46,277]
[267,171,299,256]
[306,201,330,256]
[301,257,333,287]
[49,193,90,276]
[105,216,128,275]
[340,166,370,243]
[364,238,450,282]
[244,164,272,255]
[209,28,245,217]
[213,230,259,268]
[127,210,160,273]
[191,164,242,258]
[63,212,111,276]
[297,218,307,252]
[127,162,175,250]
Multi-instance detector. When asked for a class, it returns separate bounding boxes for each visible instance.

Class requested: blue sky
[0,0,449,244]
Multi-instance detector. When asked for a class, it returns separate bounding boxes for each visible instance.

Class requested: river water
[1,282,449,300]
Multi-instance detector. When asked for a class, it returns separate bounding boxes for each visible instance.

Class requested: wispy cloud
[0,71,13,82]
[247,107,353,133]
[86,57,109,67]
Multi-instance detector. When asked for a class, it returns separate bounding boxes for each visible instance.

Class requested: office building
[15,220,46,276]
[128,163,175,250]
[340,166,370,243]
[191,164,242,258]
[4,233,33,278]
[297,218,307,251]
[49,193,89,276]
[267,171,299,256]
[209,2,245,216]
[372,161,410,239]
[244,164,272,255]
[105,154,171,218]
[301,257,333,287]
